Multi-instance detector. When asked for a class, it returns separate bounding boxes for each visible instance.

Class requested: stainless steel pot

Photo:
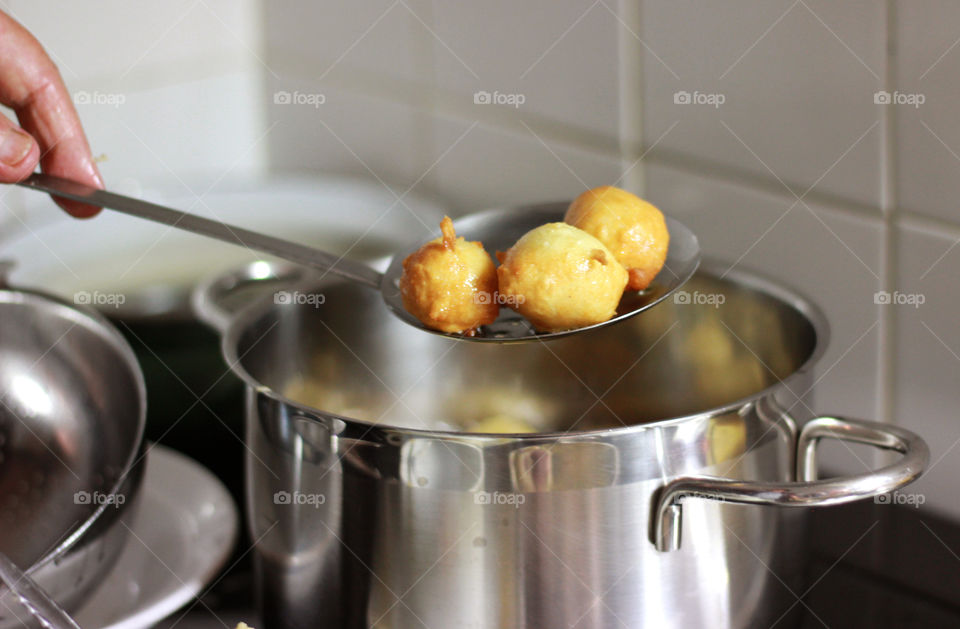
[196,258,928,629]
[0,263,146,625]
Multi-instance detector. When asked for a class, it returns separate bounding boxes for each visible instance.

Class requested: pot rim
[217,258,830,440]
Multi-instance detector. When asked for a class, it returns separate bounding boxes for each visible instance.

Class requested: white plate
[72,445,239,629]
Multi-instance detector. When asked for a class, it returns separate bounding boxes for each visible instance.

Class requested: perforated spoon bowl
[16,173,700,342]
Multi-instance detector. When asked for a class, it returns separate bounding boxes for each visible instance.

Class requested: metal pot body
[198,261,926,629]
[0,266,147,625]
[247,395,803,628]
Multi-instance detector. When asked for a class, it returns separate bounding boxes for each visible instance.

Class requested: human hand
[0,10,102,217]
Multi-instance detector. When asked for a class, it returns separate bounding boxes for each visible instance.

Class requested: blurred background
[0,0,957,584]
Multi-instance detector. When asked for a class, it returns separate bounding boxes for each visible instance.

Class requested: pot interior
[235,266,819,433]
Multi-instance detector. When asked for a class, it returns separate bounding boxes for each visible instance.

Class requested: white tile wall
[261,0,431,86]
[75,72,266,190]
[423,117,623,214]
[0,0,265,233]
[429,0,622,141]
[3,2,960,516]
[262,79,432,194]
[640,0,886,209]
[259,0,627,214]
[896,221,960,520]
[894,0,960,222]
[4,1,260,82]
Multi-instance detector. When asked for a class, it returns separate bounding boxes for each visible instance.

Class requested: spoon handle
[17,173,384,289]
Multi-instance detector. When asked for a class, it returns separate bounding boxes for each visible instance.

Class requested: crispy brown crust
[440,215,456,249]
[399,216,499,333]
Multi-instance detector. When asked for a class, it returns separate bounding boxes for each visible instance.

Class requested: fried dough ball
[565,185,669,291]
[467,414,538,434]
[497,223,628,332]
[400,216,499,334]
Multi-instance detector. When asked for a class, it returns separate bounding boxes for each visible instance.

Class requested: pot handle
[192,260,316,332]
[650,416,929,552]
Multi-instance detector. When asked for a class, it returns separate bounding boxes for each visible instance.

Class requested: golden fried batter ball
[400,216,499,334]
[565,185,669,291]
[467,414,538,434]
[497,222,628,332]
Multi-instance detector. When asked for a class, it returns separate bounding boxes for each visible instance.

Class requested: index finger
[0,11,102,217]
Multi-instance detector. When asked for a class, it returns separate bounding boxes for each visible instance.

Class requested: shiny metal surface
[0,266,146,626]
[18,174,701,341]
[199,259,926,629]
[16,173,383,288]
[651,417,929,552]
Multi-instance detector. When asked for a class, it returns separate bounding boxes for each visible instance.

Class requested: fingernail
[0,128,32,167]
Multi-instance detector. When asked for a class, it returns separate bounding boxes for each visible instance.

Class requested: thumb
[0,112,38,182]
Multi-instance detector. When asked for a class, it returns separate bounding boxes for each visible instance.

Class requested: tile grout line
[878,0,899,433]
[411,0,438,199]
[265,48,623,155]
[617,0,646,195]
[260,50,960,237]
[867,0,898,558]
[249,0,270,178]
[268,54,898,223]
[641,150,881,220]
[49,28,960,243]
[898,209,960,239]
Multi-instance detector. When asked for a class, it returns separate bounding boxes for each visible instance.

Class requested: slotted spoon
[16,173,700,342]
